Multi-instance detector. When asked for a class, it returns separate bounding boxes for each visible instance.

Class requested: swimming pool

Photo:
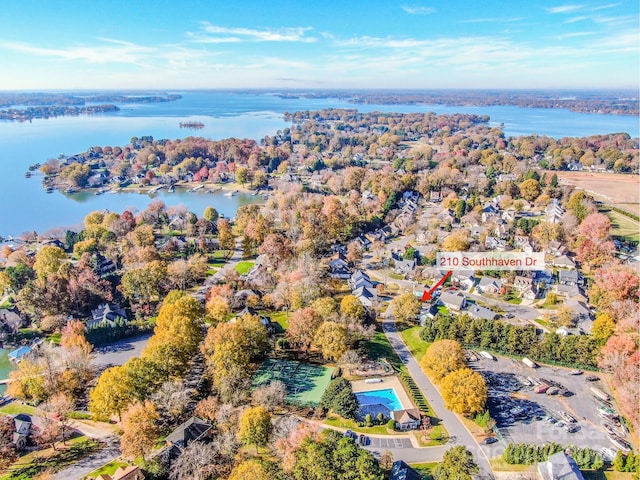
[355,388,403,418]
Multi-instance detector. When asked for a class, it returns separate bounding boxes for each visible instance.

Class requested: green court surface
[252,358,334,406]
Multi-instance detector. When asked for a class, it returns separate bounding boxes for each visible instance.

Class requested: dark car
[358,434,371,446]
[344,430,357,440]
[483,437,498,444]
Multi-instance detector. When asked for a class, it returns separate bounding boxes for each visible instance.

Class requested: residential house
[236,306,275,334]
[329,254,351,279]
[481,203,500,222]
[439,291,467,311]
[349,270,373,290]
[494,223,508,239]
[466,304,498,321]
[165,417,212,457]
[485,236,507,251]
[96,466,145,480]
[558,270,579,286]
[429,191,442,202]
[8,346,32,363]
[452,270,475,290]
[546,200,566,224]
[546,241,568,257]
[477,277,504,294]
[390,460,422,480]
[356,235,371,251]
[394,258,417,275]
[537,451,585,480]
[498,173,516,182]
[391,408,421,431]
[13,414,31,450]
[513,276,538,299]
[352,286,377,308]
[553,255,576,268]
[564,298,591,321]
[501,209,517,223]
[88,303,128,329]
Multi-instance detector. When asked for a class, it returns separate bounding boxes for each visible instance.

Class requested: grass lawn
[267,311,289,332]
[602,208,640,242]
[1,436,102,480]
[0,402,39,416]
[410,461,438,479]
[324,415,391,435]
[367,331,404,372]
[399,325,429,361]
[489,457,536,472]
[234,261,254,275]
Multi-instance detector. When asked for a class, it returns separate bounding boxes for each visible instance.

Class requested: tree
[340,295,365,321]
[311,296,338,318]
[320,377,359,419]
[252,380,287,411]
[314,321,350,361]
[420,339,466,384]
[40,392,74,448]
[217,218,235,252]
[442,230,470,251]
[203,206,219,223]
[205,294,231,324]
[391,292,422,323]
[591,314,616,344]
[235,166,248,186]
[229,461,271,480]
[0,415,17,470]
[518,178,541,201]
[33,245,66,281]
[88,365,134,421]
[440,367,488,416]
[286,307,323,353]
[291,430,384,480]
[432,446,479,480]
[120,401,160,463]
[238,406,272,453]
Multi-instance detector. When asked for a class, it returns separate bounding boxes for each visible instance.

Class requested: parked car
[344,430,357,440]
[565,424,580,433]
[483,437,498,444]
[358,434,370,446]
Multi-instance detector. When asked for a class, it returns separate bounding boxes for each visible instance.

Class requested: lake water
[0,91,637,237]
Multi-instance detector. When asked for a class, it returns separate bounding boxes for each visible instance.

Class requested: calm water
[0,91,637,237]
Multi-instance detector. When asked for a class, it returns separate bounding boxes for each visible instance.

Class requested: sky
[0,0,638,91]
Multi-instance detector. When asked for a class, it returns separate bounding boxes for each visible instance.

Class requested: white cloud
[545,5,584,14]
[459,17,523,24]
[0,40,154,66]
[194,22,317,43]
[401,5,435,15]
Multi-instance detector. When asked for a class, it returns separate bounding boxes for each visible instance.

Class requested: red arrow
[421,270,453,302]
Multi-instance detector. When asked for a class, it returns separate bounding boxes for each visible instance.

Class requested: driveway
[51,436,121,480]
[92,334,152,368]
[382,315,496,479]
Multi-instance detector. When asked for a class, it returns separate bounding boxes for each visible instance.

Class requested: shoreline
[62,181,258,197]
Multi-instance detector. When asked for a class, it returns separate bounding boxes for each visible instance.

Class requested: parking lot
[469,353,630,455]
[368,436,412,449]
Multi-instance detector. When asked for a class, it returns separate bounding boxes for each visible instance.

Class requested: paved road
[382,314,496,479]
[51,436,121,480]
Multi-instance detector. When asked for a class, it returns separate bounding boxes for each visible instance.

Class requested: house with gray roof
[439,291,466,311]
[477,277,504,294]
[466,304,498,321]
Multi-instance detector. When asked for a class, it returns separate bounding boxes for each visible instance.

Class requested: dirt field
[552,171,640,215]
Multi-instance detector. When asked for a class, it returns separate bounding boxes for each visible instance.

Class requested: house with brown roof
[391,408,421,431]
[96,466,145,480]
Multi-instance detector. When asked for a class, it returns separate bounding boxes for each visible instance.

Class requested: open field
[599,207,640,242]
[553,171,640,216]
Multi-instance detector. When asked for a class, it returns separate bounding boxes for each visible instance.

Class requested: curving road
[381,314,496,479]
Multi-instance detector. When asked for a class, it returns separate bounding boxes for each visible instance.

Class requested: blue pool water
[356,388,403,419]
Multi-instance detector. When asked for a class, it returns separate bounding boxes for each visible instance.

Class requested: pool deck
[351,376,415,411]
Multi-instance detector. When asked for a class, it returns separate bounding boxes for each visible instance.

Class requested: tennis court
[252,358,334,406]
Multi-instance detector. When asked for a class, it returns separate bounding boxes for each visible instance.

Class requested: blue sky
[0,0,637,90]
